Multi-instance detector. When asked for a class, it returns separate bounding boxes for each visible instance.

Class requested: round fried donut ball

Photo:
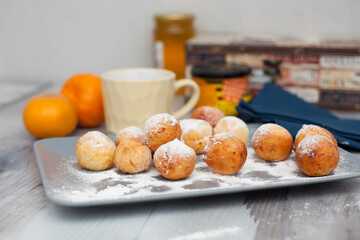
[252,123,293,161]
[295,124,337,150]
[214,116,249,145]
[144,113,181,152]
[115,126,145,146]
[114,139,152,174]
[75,131,115,171]
[154,139,196,180]
[295,135,339,177]
[203,133,247,175]
[180,119,213,154]
[190,106,225,128]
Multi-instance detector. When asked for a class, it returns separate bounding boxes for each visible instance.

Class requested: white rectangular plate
[34,132,360,207]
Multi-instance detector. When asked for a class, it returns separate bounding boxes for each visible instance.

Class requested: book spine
[283,87,320,104]
[319,69,360,91]
[319,90,360,110]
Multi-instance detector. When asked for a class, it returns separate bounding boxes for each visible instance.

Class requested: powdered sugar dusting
[194,106,224,117]
[179,119,212,136]
[295,124,335,144]
[296,124,318,139]
[45,142,353,206]
[154,139,196,161]
[211,132,233,140]
[115,126,145,146]
[203,133,235,153]
[217,116,247,129]
[144,113,178,134]
[297,135,336,157]
[191,106,225,127]
[117,126,144,140]
[209,133,233,144]
[78,131,114,150]
[251,123,285,146]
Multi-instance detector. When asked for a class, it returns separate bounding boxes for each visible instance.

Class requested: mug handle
[173,79,200,119]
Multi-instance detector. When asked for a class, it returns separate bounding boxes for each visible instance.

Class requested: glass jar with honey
[154,14,195,80]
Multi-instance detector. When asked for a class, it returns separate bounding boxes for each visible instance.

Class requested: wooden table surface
[1,81,360,240]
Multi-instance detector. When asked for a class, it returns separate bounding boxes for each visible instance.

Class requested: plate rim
[33,134,360,207]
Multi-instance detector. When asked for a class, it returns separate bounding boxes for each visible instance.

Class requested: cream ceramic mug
[101,68,200,133]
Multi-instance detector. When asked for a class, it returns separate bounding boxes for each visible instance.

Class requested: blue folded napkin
[236,83,360,150]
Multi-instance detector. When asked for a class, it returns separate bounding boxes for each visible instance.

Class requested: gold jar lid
[155,14,194,23]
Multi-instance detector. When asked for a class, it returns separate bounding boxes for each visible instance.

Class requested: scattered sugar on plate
[50,145,350,205]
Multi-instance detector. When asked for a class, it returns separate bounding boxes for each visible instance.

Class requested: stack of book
[186,34,360,111]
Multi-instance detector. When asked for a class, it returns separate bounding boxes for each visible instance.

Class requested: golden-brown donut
[144,113,181,153]
[295,135,339,177]
[153,139,196,180]
[113,139,152,174]
[202,133,247,175]
[190,106,225,128]
[179,119,213,154]
[115,126,145,146]
[295,124,337,150]
[251,123,293,161]
[75,131,115,171]
[214,116,249,145]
